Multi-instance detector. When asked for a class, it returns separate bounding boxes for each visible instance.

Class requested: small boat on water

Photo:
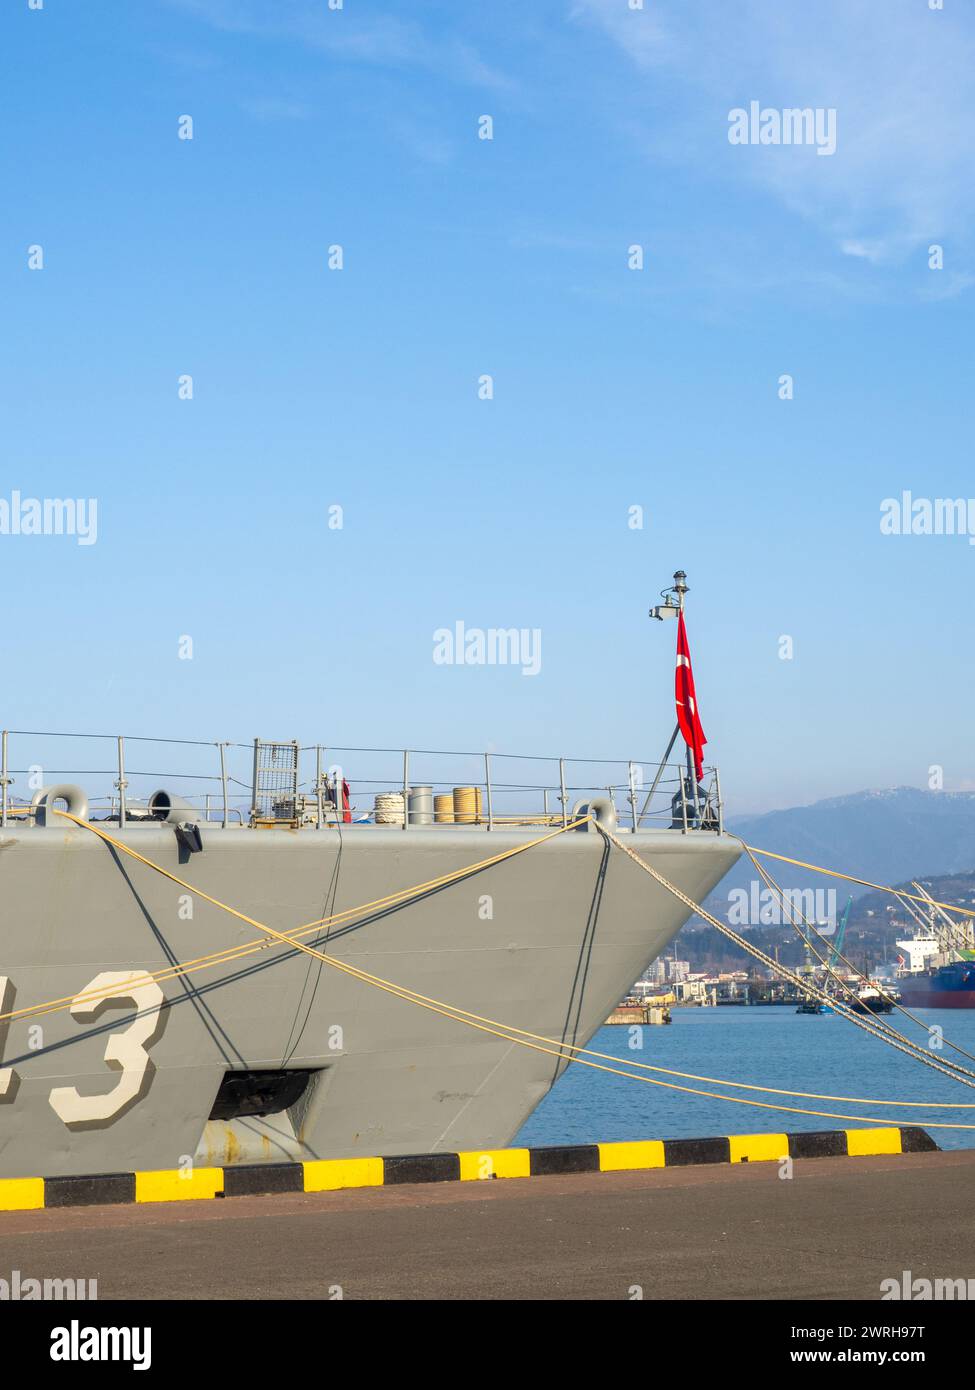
[849,982,895,1015]
[797,980,897,1015]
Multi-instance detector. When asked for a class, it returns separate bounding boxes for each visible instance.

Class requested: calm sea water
[514,1006,975,1152]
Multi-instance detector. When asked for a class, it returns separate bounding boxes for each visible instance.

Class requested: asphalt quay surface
[0,1150,971,1301]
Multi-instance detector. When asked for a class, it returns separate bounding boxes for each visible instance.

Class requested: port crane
[894,882,975,965]
[827,895,853,975]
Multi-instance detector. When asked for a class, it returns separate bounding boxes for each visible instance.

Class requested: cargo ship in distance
[895,879,975,1009]
[898,961,975,1009]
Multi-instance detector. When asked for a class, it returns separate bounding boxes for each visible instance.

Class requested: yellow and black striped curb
[0,1126,938,1212]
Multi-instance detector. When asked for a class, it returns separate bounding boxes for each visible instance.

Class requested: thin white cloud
[575,0,975,272]
[919,270,975,302]
[166,0,513,90]
[241,97,311,122]
[388,118,456,167]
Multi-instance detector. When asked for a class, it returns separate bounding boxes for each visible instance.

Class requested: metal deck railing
[0,730,723,835]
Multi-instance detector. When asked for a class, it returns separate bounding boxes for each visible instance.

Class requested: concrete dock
[0,1148,971,1300]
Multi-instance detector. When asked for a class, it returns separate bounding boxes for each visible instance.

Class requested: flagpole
[674,572,702,828]
[648,569,706,830]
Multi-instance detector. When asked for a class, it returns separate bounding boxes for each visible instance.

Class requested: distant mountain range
[701,786,975,922]
[687,867,975,975]
[682,787,975,971]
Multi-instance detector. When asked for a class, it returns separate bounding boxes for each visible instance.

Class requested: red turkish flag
[676,611,707,781]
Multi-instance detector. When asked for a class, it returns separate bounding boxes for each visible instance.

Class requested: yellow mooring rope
[599,824,975,1098]
[745,846,975,920]
[740,841,975,1075]
[0,813,590,1026]
[0,809,969,1130]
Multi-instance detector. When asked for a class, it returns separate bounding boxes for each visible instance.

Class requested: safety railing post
[687,746,700,826]
[484,752,494,831]
[219,743,230,828]
[628,761,638,834]
[116,736,127,829]
[681,762,688,835]
[0,730,8,828]
[714,766,723,834]
[250,737,260,824]
[402,749,409,830]
[559,758,568,829]
[316,745,324,830]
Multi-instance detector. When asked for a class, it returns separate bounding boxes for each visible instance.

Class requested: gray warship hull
[0,820,738,1181]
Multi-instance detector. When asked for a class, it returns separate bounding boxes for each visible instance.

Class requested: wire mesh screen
[252,739,299,823]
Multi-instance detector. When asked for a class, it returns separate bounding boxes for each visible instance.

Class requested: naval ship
[0,603,738,1181]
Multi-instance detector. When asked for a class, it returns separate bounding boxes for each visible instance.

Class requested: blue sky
[2,0,973,813]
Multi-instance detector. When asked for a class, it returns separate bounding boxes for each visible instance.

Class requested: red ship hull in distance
[899,961,975,1009]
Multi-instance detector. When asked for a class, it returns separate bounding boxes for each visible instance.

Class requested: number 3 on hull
[49,971,167,1128]
[1,971,167,1128]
